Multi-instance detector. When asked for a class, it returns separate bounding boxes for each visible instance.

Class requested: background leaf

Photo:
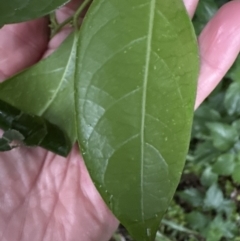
[0,0,69,24]
[204,184,224,210]
[224,82,240,115]
[206,122,239,151]
[200,167,218,187]
[0,33,77,144]
[178,188,204,207]
[232,163,240,184]
[212,153,235,176]
[75,0,199,240]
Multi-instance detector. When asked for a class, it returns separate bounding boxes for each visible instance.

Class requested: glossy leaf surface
[0,0,69,24]
[75,0,199,240]
[0,33,77,145]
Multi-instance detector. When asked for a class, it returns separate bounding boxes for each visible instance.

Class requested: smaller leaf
[186,211,209,231]
[0,0,69,24]
[155,232,172,241]
[200,167,218,187]
[0,99,71,156]
[232,163,240,184]
[205,216,225,241]
[207,91,226,114]
[224,82,240,115]
[204,184,224,210]
[0,138,12,151]
[2,129,24,142]
[194,141,220,164]
[233,119,240,133]
[193,0,218,35]
[226,55,240,83]
[161,219,199,236]
[178,188,204,207]
[212,153,235,176]
[192,105,221,138]
[218,200,235,217]
[0,129,24,151]
[206,122,239,151]
[195,0,218,22]
[0,33,77,145]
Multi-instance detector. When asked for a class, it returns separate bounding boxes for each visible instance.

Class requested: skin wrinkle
[40,155,71,241]
[3,27,44,53]
[0,150,48,241]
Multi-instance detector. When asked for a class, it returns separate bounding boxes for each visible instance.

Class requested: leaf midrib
[38,35,77,116]
[140,0,156,222]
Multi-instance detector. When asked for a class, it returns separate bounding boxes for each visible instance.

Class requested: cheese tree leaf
[206,122,239,151]
[0,33,77,145]
[0,0,69,24]
[224,82,240,115]
[75,0,199,240]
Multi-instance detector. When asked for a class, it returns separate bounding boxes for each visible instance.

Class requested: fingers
[183,0,199,18]
[0,18,49,81]
[195,0,240,109]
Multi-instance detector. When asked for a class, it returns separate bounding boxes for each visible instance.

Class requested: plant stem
[51,0,91,38]
[73,0,92,29]
[49,12,59,29]
[51,15,74,38]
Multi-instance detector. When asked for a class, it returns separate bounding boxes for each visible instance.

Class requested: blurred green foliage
[112,1,240,240]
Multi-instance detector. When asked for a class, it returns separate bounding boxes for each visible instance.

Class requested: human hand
[0,0,239,241]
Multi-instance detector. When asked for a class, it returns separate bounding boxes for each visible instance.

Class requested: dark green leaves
[206,123,238,151]
[212,153,235,176]
[224,82,240,115]
[204,184,224,210]
[0,99,71,156]
[0,0,69,24]
[75,0,198,240]
[0,33,77,146]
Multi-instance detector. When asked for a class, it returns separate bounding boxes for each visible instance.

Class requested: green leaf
[233,119,240,133]
[161,219,200,236]
[226,55,240,83]
[195,0,218,22]
[206,122,239,151]
[192,105,221,138]
[218,199,235,217]
[178,188,204,207]
[205,216,237,240]
[0,129,25,151]
[224,82,240,115]
[0,33,77,145]
[0,99,72,156]
[204,184,224,210]
[212,153,235,176]
[75,0,199,240]
[194,142,220,164]
[200,167,218,187]
[232,163,240,184]
[193,0,218,35]
[0,138,12,151]
[155,232,173,241]
[186,211,209,231]
[207,91,226,114]
[0,0,69,24]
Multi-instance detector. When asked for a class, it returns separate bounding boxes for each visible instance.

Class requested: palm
[0,7,117,241]
[0,0,239,241]
[0,145,117,241]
